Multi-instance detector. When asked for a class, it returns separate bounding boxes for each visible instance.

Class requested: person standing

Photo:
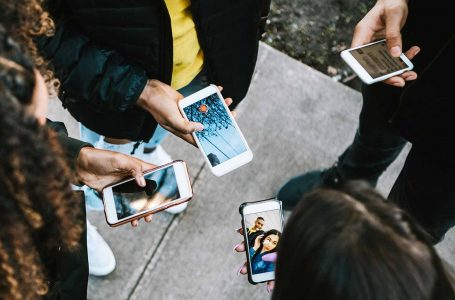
[278,0,455,243]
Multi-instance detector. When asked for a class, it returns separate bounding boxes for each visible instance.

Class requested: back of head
[273,182,455,300]
[0,28,82,299]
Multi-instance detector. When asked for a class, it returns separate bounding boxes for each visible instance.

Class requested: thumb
[134,161,158,186]
[131,165,146,187]
[384,6,406,57]
[169,117,204,135]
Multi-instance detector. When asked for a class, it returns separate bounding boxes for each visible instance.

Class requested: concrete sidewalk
[48,43,454,300]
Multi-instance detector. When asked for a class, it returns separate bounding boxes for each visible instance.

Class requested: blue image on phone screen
[183,93,247,166]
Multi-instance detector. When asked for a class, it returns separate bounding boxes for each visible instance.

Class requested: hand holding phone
[236,199,283,289]
[341,39,416,85]
[178,85,253,176]
[102,160,192,227]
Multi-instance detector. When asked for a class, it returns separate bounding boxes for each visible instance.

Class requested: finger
[131,219,138,227]
[144,215,153,222]
[132,167,146,187]
[266,281,275,294]
[400,71,417,81]
[239,264,248,275]
[403,46,420,60]
[236,263,248,276]
[236,228,244,235]
[352,21,376,48]
[174,130,197,147]
[384,5,407,57]
[225,97,233,107]
[231,110,237,119]
[162,124,197,146]
[233,241,245,253]
[383,76,406,87]
[217,86,223,92]
[170,117,204,134]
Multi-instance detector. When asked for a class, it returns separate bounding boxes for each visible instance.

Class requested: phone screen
[244,208,282,275]
[183,93,247,167]
[350,41,408,79]
[112,165,180,220]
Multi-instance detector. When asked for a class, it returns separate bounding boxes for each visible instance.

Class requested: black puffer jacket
[367,0,455,168]
[40,0,270,141]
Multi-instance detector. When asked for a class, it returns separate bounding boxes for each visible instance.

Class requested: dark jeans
[335,83,455,243]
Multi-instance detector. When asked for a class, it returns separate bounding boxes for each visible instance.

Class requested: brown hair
[0,0,59,92]
[0,27,82,299]
[273,182,455,300]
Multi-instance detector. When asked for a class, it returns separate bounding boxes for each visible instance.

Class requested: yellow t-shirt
[164,0,204,90]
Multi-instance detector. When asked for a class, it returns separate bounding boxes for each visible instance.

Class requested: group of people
[0,0,454,299]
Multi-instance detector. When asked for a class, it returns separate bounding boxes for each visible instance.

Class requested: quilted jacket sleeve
[39,23,148,112]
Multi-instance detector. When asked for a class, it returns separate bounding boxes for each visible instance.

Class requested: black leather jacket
[40,0,271,141]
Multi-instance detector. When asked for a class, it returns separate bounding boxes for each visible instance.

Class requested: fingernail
[195,124,204,131]
[233,243,242,252]
[391,46,401,57]
[393,82,404,87]
[236,264,244,276]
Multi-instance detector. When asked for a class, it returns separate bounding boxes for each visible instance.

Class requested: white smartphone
[239,199,283,284]
[341,39,413,84]
[102,160,192,227]
[178,85,253,176]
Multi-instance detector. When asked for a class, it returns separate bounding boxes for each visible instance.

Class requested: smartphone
[341,39,413,84]
[178,85,253,176]
[102,160,192,227]
[239,198,283,284]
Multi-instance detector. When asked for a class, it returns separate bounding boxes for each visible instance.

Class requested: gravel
[264,0,374,90]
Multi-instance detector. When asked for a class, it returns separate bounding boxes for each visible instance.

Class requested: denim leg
[143,69,209,149]
[336,129,407,186]
[335,84,407,186]
[79,123,102,145]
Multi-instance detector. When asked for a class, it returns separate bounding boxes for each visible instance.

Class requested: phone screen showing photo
[183,93,247,167]
[350,41,408,79]
[112,165,180,220]
[245,209,282,275]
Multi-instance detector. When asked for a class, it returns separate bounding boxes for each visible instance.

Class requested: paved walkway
[48,43,454,300]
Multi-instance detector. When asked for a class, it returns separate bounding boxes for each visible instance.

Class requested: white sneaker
[144,144,172,165]
[164,202,188,214]
[142,145,188,215]
[86,219,116,276]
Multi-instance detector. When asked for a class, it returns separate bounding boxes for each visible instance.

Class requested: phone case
[239,198,282,285]
[102,160,193,227]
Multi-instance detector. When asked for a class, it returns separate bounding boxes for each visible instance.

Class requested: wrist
[76,146,93,184]
[137,80,160,111]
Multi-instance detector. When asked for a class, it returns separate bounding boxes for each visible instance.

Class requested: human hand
[254,234,264,250]
[352,0,420,87]
[137,81,234,145]
[233,228,275,294]
[76,147,157,226]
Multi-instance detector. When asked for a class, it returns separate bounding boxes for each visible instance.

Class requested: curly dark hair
[0,27,82,300]
[0,0,58,92]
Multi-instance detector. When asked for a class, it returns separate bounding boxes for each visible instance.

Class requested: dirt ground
[264,0,374,90]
